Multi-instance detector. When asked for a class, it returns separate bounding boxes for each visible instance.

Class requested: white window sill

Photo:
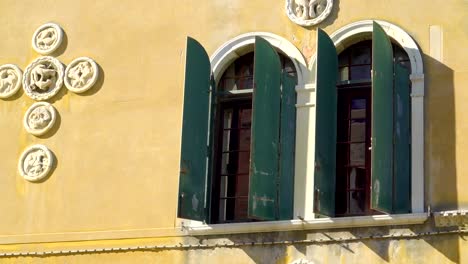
[177,213,429,236]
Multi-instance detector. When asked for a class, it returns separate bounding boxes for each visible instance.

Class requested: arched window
[177,37,300,224]
[314,22,415,218]
[213,52,297,223]
[334,40,410,216]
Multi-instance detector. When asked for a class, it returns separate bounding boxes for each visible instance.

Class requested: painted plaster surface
[0,0,467,263]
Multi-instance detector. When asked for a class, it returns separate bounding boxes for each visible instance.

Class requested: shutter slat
[248,36,282,220]
[278,72,297,220]
[178,37,212,221]
[314,29,338,217]
[393,62,411,213]
[371,21,394,213]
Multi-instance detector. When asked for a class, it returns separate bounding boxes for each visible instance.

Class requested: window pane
[350,98,366,118]
[350,65,371,80]
[351,46,371,65]
[338,50,349,67]
[349,143,365,166]
[349,167,366,189]
[339,66,349,81]
[349,191,366,214]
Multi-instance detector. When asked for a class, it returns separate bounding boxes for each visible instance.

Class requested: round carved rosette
[64,57,99,93]
[0,64,23,99]
[18,144,54,182]
[286,0,333,26]
[23,102,57,136]
[32,23,64,55]
[23,56,64,101]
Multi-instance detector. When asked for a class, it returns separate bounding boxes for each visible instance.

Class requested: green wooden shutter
[278,72,297,220]
[178,37,212,222]
[393,62,411,213]
[371,21,394,213]
[248,36,282,220]
[313,28,338,217]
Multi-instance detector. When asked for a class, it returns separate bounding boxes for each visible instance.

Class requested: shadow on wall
[422,54,458,263]
[424,54,457,212]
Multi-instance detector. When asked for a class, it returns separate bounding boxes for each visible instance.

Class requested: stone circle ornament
[64,57,99,93]
[0,64,22,99]
[286,0,333,26]
[18,144,54,182]
[23,56,64,101]
[23,102,57,136]
[32,23,64,55]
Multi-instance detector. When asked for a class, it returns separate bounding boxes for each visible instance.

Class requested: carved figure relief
[23,56,64,101]
[18,144,54,182]
[0,64,22,99]
[64,57,99,93]
[286,0,333,26]
[23,102,57,136]
[32,23,64,55]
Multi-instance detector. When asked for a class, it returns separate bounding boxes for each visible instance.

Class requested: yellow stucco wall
[0,0,467,262]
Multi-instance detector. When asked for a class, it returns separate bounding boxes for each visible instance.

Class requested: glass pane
[237,108,251,180]
[349,143,365,166]
[349,167,366,189]
[220,64,237,91]
[338,50,349,67]
[350,65,371,80]
[349,191,366,214]
[218,175,228,221]
[350,99,366,118]
[350,120,366,142]
[351,46,371,65]
[339,67,349,81]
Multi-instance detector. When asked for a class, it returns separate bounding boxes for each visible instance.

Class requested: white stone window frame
[178,26,426,234]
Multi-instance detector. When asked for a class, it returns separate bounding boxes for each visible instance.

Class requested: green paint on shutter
[371,21,394,213]
[314,29,338,217]
[178,37,212,222]
[393,62,411,213]
[249,36,282,220]
[278,72,297,220]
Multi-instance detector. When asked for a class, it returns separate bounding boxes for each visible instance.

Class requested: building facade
[0,0,467,263]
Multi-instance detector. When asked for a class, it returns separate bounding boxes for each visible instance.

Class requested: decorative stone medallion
[18,144,54,182]
[23,102,57,136]
[64,57,99,93]
[286,0,333,26]
[32,23,64,55]
[23,56,64,101]
[0,64,22,99]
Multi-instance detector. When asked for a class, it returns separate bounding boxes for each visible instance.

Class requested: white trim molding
[305,20,425,218]
[180,213,428,236]
[210,32,308,86]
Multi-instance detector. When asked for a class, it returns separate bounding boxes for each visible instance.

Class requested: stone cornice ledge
[182,213,428,236]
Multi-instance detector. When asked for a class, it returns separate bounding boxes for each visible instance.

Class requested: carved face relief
[286,0,333,26]
[64,57,99,93]
[23,56,64,101]
[18,144,54,182]
[0,64,22,99]
[32,23,63,55]
[23,102,57,136]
